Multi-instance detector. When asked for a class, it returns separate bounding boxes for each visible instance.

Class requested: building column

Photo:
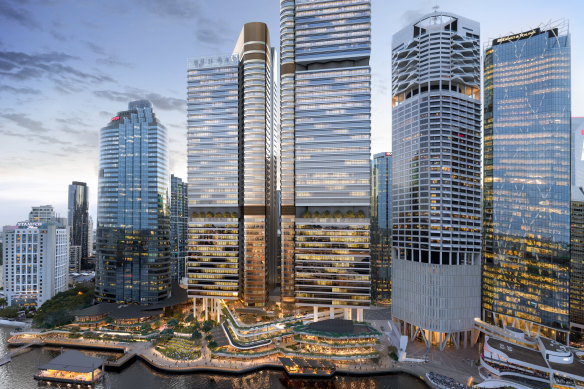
[193,297,196,318]
[344,308,350,320]
[216,299,221,322]
[330,307,334,319]
[313,306,319,322]
[356,308,363,322]
[204,298,208,321]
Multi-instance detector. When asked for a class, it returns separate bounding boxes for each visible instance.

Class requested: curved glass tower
[391,11,482,349]
[187,23,277,308]
[96,100,171,305]
[482,23,571,342]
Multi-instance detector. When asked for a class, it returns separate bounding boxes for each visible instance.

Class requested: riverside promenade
[6,331,437,385]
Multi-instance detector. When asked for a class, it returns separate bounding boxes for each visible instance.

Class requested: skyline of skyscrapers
[95,100,171,305]
[482,22,572,343]
[186,22,278,311]
[391,11,482,350]
[280,0,372,321]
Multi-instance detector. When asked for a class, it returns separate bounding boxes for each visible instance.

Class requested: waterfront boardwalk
[6,331,481,388]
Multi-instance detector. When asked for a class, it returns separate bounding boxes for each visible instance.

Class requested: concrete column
[330,307,334,319]
[344,308,349,320]
[204,298,208,321]
[216,299,221,322]
[193,297,196,317]
[313,306,319,322]
[348,309,352,320]
[356,308,363,322]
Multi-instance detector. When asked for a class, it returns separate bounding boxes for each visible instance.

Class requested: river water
[0,326,429,388]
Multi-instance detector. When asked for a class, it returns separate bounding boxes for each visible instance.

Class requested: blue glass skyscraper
[482,23,571,342]
[96,100,171,305]
[371,152,391,303]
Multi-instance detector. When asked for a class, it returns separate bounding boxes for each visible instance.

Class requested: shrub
[0,306,19,318]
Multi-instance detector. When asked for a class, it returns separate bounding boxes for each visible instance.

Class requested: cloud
[0,84,39,95]
[93,89,185,112]
[0,2,41,30]
[96,56,133,68]
[0,50,114,85]
[0,128,68,145]
[195,17,232,46]
[85,41,105,55]
[142,0,202,19]
[0,113,51,133]
[401,9,426,26]
[136,0,232,46]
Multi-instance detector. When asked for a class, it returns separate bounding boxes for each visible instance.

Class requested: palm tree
[0,298,7,308]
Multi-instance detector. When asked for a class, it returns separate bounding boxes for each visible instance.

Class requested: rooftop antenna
[432,0,439,13]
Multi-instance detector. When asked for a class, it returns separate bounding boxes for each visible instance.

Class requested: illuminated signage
[385,152,392,156]
[111,116,120,122]
[492,28,541,46]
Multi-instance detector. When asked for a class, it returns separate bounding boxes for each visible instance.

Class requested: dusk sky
[1,0,582,228]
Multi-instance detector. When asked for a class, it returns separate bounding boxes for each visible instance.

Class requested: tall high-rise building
[2,221,68,307]
[571,117,584,343]
[391,11,482,349]
[68,181,89,263]
[87,215,94,258]
[371,152,392,303]
[187,22,277,310]
[482,23,571,342]
[96,100,171,305]
[29,205,57,224]
[170,174,188,283]
[280,0,372,321]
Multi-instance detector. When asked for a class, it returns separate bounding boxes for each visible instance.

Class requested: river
[0,326,429,388]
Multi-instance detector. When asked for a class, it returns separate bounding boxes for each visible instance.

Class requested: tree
[322,210,331,218]
[191,330,202,340]
[167,318,179,327]
[0,297,7,308]
[345,210,355,218]
[202,320,214,332]
[356,210,365,218]
[333,210,343,218]
[140,323,151,335]
[302,210,311,218]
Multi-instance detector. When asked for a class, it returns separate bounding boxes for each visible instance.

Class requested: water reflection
[0,327,428,389]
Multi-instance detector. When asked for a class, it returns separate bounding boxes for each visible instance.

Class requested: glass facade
[371,152,391,303]
[280,0,372,309]
[482,24,571,341]
[187,23,277,307]
[170,174,188,283]
[68,181,89,263]
[391,12,482,347]
[96,100,171,305]
[570,118,584,342]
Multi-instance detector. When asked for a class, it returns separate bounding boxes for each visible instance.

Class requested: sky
[0,0,583,228]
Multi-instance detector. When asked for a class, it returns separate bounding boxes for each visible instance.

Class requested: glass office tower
[280,0,371,320]
[187,22,277,309]
[571,117,584,345]
[482,23,571,342]
[68,181,89,263]
[96,100,171,305]
[170,174,188,283]
[392,12,482,350]
[371,152,391,304]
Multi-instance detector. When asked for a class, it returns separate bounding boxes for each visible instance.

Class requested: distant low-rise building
[2,221,69,307]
